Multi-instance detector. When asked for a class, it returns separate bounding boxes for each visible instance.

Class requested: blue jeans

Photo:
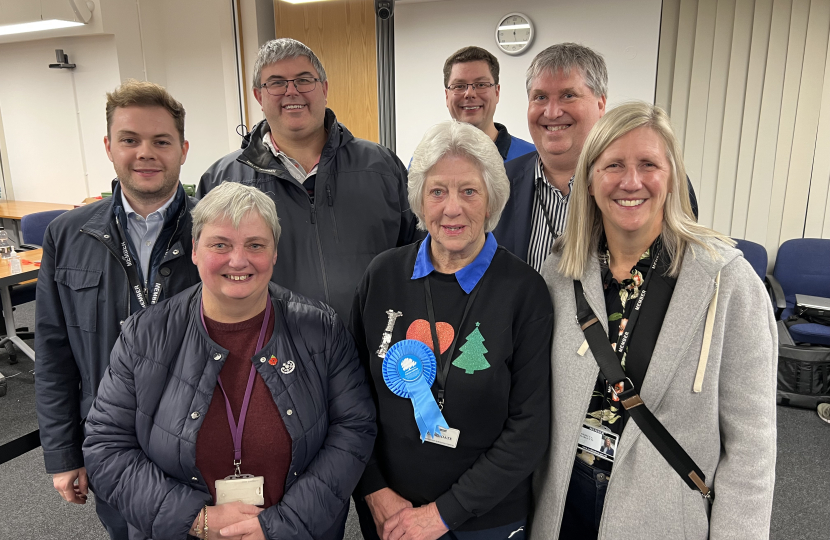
[354,496,526,540]
[558,458,610,540]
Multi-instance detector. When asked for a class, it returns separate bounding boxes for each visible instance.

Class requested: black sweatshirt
[350,241,553,531]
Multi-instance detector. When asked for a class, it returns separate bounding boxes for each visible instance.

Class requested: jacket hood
[684,237,742,279]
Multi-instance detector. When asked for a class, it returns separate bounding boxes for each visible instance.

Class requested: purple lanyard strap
[200,294,272,474]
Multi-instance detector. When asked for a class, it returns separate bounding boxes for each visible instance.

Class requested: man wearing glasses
[198,38,416,324]
[443,46,535,161]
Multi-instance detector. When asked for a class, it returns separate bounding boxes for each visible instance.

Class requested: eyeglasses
[446,82,496,94]
[260,78,321,96]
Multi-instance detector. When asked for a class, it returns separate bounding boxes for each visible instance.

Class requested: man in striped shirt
[493,43,697,272]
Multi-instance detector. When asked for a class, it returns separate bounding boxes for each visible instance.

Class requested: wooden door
[274,0,379,142]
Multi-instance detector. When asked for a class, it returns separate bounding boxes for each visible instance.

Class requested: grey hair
[555,102,733,279]
[252,38,328,89]
[192,182,281,247]
[408,120,509,233]
[525,43,608,98]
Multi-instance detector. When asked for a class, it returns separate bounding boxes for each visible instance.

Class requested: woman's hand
[382,502,448,540]
[196,502,262,540]
[219,515,266,539]
[365,487,414,538]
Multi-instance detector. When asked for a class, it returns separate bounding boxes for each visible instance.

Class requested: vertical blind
[656,0,830,266]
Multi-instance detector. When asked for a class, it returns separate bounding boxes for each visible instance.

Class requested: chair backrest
[733,238,767,281]
[773,238,830,304]
[21,210,68,246]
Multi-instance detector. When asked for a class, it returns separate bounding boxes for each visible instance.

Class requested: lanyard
[423,277,480,410]
[534,187,560,240]
[114,215,161,308]
[612,241,662,360]
[200,295,272,474]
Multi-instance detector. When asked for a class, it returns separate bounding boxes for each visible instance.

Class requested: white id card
[424,427,461,448]
[215,474,265,506]
[577,423,619,462]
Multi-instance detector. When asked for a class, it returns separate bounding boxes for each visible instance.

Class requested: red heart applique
[406,319,454,353]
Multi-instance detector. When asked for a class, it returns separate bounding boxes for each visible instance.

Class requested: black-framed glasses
[260,78,321,96]
[446,82,496,94]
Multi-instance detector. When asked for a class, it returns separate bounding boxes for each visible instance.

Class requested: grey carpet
[2,301,828,539]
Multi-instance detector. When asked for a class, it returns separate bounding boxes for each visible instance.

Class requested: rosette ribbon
[383,339,449,441]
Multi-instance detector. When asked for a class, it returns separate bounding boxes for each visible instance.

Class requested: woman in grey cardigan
[534,102,777,539]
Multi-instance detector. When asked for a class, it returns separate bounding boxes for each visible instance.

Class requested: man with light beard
[35,80,201,539]
[493,43,697,272]
[443,46,535,161]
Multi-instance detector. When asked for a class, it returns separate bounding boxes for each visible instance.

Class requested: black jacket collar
[239,108,353,172]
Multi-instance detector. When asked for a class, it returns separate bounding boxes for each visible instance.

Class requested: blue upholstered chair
[733,238,767,281]
[3,209,68,363]
[767,238,830,346]
[21,209,67,248]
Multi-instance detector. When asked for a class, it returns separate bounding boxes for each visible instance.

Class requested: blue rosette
[383,339,449,441]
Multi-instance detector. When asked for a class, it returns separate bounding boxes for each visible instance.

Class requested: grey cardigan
[533,241,777,539]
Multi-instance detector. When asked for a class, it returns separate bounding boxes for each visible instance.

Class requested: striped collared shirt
[527,156,574,272]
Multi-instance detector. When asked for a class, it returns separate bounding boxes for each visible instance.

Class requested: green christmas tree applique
[452,322,490,374]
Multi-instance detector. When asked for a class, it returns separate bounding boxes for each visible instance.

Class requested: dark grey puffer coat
[82,282,376,540]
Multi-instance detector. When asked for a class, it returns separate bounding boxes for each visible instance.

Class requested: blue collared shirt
[411,232,498,294]
[121,191,176,285]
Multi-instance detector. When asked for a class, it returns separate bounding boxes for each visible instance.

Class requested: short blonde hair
[192,182,281,246]
[556,102,732,279]
[408,120,509,232]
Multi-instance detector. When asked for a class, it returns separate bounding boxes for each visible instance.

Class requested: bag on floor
[777,341,830,409]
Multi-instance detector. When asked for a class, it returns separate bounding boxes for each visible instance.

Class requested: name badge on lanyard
[200,295,271,506]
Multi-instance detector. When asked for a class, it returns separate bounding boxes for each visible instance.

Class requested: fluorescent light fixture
[0,19,83,37]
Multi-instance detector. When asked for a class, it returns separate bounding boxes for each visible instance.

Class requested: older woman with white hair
[350,120,553,540]
[534,102,777,539]
[83,182,376,540]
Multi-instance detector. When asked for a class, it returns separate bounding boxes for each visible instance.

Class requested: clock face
[496,13,533,55]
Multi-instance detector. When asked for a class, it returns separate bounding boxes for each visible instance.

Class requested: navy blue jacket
[35,182,200,474]
[493,151,700,261]
[83,282,376,540]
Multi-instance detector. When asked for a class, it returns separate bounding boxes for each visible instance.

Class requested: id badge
[215,474,265,506]
[424,427,461,448]
[577,423,619,462]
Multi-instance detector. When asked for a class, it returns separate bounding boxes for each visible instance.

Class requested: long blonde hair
[555,102,732,279]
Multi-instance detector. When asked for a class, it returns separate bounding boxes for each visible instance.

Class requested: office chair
[767,238,830,346]
[21,209,67,248]
[3,209,67,363]
[733,238,767,281]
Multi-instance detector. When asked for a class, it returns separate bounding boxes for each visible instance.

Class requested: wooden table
[0,201,75,220]
[0,249,41,363]
[0,201,75,246]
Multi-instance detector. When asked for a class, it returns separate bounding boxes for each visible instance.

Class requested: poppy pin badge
[268,355,278,366]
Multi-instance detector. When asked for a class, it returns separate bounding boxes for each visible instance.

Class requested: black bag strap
[573,280,714,501]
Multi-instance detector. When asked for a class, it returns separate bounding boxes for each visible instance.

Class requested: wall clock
[495,13,534,56]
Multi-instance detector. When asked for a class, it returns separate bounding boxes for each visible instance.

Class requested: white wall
[0,34,120,203]
[394,0,663,163]
[0,0,242,204]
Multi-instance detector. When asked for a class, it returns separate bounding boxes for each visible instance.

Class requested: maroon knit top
[195,308,292,507]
